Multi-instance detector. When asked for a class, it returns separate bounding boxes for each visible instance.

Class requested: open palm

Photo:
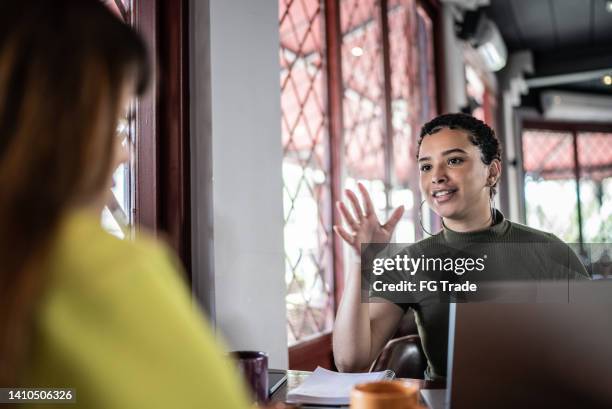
[333,182,404,256]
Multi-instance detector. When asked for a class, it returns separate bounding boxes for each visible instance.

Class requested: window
[99,0,189,262]
[523,129,579,241]
[101,0,135,239]
[280,0,334,345]
[577,132,612,243]
[522,125,612,244]
[279,0,437,349]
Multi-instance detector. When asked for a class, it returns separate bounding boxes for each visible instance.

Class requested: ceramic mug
[231,350,269,404]
[350,380,421,409]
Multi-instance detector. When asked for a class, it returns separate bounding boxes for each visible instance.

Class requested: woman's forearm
[332,262,373,372]
[331,185,405,372]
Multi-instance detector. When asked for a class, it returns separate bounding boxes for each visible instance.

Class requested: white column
[190,0,288,368]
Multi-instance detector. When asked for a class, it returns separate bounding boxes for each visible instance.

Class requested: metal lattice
[339,0,391,234]
[523,129,612,243]
[341,0,386,183]
[416,5,437,124]
[388,0,416,186]
[387,0,434,242]
[279,0,438,345]
[280,0,334,345]
[523,129,578,241]
[577,132,612,242]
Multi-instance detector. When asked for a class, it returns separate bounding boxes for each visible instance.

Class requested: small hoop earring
[419,199,440,236]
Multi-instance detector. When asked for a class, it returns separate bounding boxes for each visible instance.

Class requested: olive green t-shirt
[391,210,590,381]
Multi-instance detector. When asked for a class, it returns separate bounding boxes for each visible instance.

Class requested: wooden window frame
[132,0,192,276]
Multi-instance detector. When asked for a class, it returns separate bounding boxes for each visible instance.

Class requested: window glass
[101,0,135,239]
[279,0,437,345]
[523,129,612,244]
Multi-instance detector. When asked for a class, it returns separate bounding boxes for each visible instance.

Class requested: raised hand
[333,182,404,256]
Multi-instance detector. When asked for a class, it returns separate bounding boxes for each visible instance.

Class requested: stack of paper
[286,366,395,406]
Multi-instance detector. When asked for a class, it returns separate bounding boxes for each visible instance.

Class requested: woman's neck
[443,203,493,233]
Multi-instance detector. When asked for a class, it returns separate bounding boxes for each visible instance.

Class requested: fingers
[336,201,359,231]
[333,225,354,245]
[357,182,375,217]
[345,189,365,221]
[383,205,405,232]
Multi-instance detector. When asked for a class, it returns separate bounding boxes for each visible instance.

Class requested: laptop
[268,369,288,397]
[422,280,612,409]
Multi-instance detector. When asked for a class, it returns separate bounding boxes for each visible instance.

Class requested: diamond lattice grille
[341,0,386,184]
[387,0,422,241]
[280,0,334,345]
[279,0,438,345]
[577,132,612,242]
[523,129,612,243]
[523,129,579,241]
[388,1,415,186]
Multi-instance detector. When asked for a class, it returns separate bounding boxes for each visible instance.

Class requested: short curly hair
[417,113,502,197]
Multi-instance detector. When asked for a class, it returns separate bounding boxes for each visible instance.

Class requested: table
[269,370,446,408]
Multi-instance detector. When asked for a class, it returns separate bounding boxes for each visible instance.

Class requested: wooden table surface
[269,370,446,408]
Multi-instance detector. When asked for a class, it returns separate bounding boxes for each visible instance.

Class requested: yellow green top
[23,211,250,408]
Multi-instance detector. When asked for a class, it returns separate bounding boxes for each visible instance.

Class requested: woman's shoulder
[32,213,250,409]
[505,220,563,243]
[49,210,179,286]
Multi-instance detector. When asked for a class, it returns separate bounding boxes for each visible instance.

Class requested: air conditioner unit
[541,90,612,122]
[458,10,507,72]
[474,19,507,72]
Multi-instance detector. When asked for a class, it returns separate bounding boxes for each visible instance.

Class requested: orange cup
[350,380,422,409]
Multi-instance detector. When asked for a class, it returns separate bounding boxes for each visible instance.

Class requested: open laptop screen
[447,281,612,409]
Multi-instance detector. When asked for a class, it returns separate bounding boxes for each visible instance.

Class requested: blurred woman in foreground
[0,1,250,407]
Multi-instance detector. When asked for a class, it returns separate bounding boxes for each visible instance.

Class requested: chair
[370,334,427,379]
[392,310,419,338]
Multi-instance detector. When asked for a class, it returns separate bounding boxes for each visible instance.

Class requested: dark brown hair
[0,0,149,385]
